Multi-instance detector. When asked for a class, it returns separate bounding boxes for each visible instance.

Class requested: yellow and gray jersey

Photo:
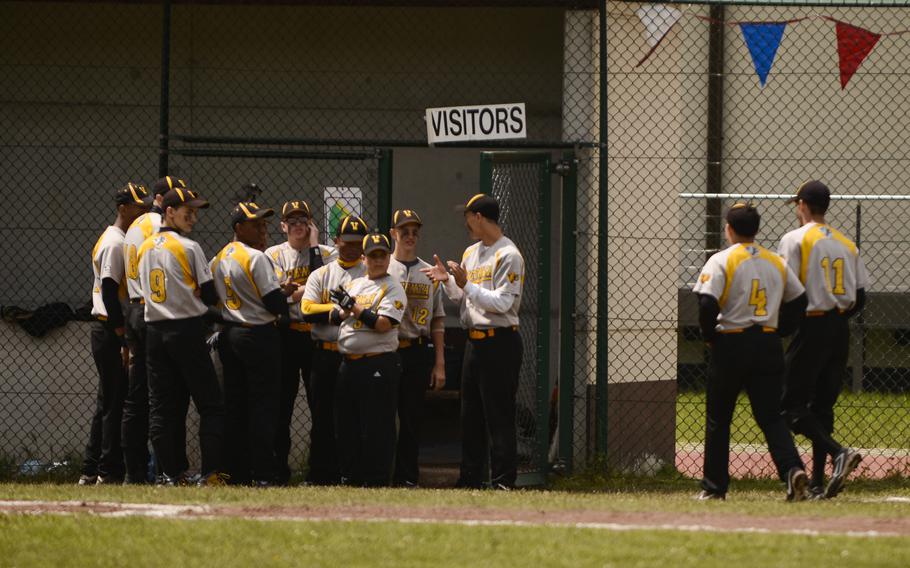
[123,211,162,301]
[693,243,804,332]
[137,230,214,322]
[302,259,367,342]
[264,242,336,322]
[337,274,407,354]
[91,226,128,319]
[211,241,282,326]
[388,257,444,339]
[445,236,524,329]
[777,222,870,313]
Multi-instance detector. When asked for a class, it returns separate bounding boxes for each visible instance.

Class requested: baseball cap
[115,182,153,207]
[230,201,274,228]
[461,193,499,223]
[725,203,761,238]
[362,232,392,255]
[281,199,312,220]
[787,180,831,209]
[337,215,369,242]
[161,187,210,210]
[392,209,422,228]
[152,176,188,197]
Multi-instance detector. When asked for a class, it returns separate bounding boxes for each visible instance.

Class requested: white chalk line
[0,500,905,538]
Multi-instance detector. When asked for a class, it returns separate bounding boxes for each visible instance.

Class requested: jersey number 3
[149,268,167,303]
[749,279,768,316]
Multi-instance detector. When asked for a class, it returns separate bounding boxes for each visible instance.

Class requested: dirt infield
[2,499,908,538]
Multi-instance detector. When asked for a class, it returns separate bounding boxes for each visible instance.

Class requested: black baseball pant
[218,323,281,484]
[458,327,522,489]
[122,302,189,483]
[306,344,342,485]
[782,311,850,485]
[275,326,315,485]
[702,327,804,496]
[146,316,225,478]
[82,321,126,480]
[335,351,401,487]
[394,340,433,485]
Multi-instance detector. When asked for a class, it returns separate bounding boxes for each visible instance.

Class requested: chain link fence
[2,0,909,483]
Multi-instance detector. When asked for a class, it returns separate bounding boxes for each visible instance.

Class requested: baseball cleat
[198,471,230,487]
[77,474,97,486]
[786,467,809,502]
[695,490,725,501]
[825,448,862,499]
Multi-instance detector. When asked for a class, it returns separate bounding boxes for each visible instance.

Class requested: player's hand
[193,287,202,298]
[430,363,446,391]
[307,219,320,247]
[421,255,450,283]
[447,261,468,288]
[120,346,130,371]
[290,287,307,303]
[330,286,356,311]
[280,278,299,297]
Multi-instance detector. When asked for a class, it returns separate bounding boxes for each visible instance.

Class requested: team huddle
[693,180,869,501]
[83,177,525,488]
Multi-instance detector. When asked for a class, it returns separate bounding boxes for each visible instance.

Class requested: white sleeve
[251,253,281,296]
[192,242,214,285]
[303,266,325,302]
[777,234,801,281]
[692,255,725,300]
[442,277,464,302]
[377,283,407,322]
[783,266,806,302]
[855,254,870,290]
[99,241,125,284]
[463,281,517,313]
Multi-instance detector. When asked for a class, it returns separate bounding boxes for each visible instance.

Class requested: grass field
[676,391,910,448]
[2,482,909,567]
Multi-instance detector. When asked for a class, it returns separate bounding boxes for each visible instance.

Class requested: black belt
[468,326,518,340]
[129,298,144,305]
[399,336,429,349]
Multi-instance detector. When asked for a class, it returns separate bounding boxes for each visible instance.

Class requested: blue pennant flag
[740,23,787,87]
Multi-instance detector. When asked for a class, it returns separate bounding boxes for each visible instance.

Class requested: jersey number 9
[149,268,167,303]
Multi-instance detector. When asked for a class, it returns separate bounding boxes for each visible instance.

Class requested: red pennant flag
[835,21,881,90]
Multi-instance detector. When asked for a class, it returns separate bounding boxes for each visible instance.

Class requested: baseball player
[333,232,407,486]
[693,203,809,501]
[211,202,289,486]
[299,214,368,485]
[264,200,336,485]
[388,209,446,487]
[422,194,524,490]
[79,183,152,485]
[137,186,227,486]
[121,175,191,484]
[778,181,869,499]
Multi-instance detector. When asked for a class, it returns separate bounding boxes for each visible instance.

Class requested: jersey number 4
[749,279,768,316]
[820,257,846,295]
[149,268,167,303]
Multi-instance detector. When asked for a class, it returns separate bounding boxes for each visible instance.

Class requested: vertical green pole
[595,0,609,458]
[377,148,394,232]
[537,157,553,479]
[158,0,172,177]
[558,151,578,473]
[479,152,493,195]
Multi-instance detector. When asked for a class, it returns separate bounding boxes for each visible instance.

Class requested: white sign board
[426,103,526,144]
[323,186,362,245]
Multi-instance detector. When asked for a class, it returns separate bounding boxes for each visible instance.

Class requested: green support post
[558,151,578,473]
[378,148,394,232]
[595,0,609,459]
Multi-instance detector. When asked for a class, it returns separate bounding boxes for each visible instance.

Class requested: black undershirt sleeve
[100,278,125,329]
[309,247,325,272]
[263,289,290,318]
[199,280,219,307]
[697,294,720,344]
[778,293,808,337]
[844,288,866,319]
[303,310,333,324]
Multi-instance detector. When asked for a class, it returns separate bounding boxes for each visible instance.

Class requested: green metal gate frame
[478,150,577,484]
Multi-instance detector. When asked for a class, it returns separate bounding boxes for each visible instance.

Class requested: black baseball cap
[152,176,188,197]
[231,201,274,228]
[392,209,422,228]
[115,182,153,207]
[161,187,209,210]
[725,203,761,238]
[337,215,369,242]
[362,232,392,255]
[461,193,499,223]
[281,199,312,220]
[787,180,831,209]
